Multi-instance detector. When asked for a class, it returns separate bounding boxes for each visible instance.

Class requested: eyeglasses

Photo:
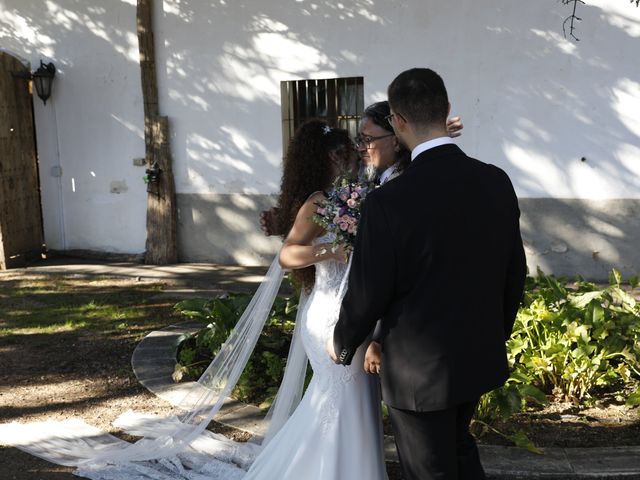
[384,113,395,124]
[354,133,394,149]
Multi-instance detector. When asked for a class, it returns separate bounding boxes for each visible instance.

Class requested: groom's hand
[364,341,382,375]
[326,337,338,363]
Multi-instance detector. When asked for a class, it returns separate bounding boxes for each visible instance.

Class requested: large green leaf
[517,384,549,405]
[569,291,604,309]
[173,298,212,318]
[507,431,543,455]
[609,269,622,287]
[626,390,640,407]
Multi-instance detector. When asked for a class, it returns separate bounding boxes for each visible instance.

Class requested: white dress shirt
[378,164,397,185]
[411,137,455,162]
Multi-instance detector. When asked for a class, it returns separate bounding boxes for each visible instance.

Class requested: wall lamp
[12,60,56,105]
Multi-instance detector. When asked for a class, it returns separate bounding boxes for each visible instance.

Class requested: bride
[0,119,388,480]
[244,119,387,479]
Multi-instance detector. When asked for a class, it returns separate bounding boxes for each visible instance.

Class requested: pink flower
[339,193,349,202]
[333,215,341,225]
[340,222,349,231]
[346,198,357,208]
[317,207,327,216]
[348,224,356,234]
[341,215,352,224]
[351,192,359,199]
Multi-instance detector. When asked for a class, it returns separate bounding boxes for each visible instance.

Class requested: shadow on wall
[519,198,640,280]
[158,1,639,276]
[2,1,638,277]
[155,0,392,265]
[474,4,640,280]
[154,0,388,196]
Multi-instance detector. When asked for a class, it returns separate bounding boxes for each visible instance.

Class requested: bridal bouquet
[312,175,375,254]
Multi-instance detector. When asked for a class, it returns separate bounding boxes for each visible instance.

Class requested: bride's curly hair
[276,120,352,291]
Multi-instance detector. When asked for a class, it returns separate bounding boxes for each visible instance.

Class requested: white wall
[0,0,147,253]
[1,0,638,264]
[153,0,640,200]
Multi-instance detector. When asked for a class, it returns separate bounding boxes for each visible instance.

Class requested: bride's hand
[329,244,350,264]
[364,341,381,375]
[314,243,349,263]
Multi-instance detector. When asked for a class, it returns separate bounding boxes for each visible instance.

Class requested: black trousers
[388,399,486,480]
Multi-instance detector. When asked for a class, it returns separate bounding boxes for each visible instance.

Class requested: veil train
[0,253,317,478]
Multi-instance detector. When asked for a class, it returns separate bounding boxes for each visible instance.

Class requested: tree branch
[562,0,585,42]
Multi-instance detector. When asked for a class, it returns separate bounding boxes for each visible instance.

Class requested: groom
[329,68,526,479]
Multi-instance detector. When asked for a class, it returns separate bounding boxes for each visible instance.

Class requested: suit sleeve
[502,179,527,340]
[333,193,396,365]
[371,319,383,343]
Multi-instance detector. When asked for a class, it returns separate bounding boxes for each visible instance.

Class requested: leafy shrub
[475,268,640,450]
[173,269,640,439]
[507,269,640,404]
[173,294,310,407]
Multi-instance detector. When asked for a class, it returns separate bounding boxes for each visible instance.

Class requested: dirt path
[0,274,179,478]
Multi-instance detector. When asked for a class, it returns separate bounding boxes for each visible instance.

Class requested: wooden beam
[137,0,177,264]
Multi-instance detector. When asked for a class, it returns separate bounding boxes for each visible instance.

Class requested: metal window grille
[280,77,364,154]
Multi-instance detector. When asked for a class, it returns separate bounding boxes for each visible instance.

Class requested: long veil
[0,252,321,478]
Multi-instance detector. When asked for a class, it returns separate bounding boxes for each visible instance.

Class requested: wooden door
[0,52,44,269]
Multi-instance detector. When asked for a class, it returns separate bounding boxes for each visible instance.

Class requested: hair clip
[322,125,332,135]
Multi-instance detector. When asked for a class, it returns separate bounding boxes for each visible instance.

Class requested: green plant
[475,268,640,450]
[173,292,311,407]
[174,269,640,450]
[508,268,640,404]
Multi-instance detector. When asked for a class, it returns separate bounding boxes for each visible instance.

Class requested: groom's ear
[394,112,408,133]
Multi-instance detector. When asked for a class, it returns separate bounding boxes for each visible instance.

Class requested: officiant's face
[356,117,396,173]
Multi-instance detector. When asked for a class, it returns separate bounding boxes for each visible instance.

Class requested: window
[280,77,364,152]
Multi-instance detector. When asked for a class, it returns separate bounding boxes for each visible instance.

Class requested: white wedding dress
[243,232,388,479]
[0,233,387,480]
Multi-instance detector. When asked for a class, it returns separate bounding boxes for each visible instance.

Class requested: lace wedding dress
[0,233,387,480]
[243,232,388,479]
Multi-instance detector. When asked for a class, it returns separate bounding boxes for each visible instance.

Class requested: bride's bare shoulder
[304,190,327,205]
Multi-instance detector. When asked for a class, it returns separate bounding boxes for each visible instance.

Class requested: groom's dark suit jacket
[333,143,527,412]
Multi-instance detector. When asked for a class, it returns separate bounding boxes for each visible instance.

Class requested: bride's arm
[279,194,344,269]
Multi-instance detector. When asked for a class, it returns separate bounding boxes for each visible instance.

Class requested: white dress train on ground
[0,233,387,480]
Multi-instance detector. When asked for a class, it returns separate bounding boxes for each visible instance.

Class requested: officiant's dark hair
[276,120,351,291]
[387,68,449,129]
[364,101,395,133]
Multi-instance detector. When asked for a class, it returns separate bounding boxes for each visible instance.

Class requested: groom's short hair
[388,68,449,130]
